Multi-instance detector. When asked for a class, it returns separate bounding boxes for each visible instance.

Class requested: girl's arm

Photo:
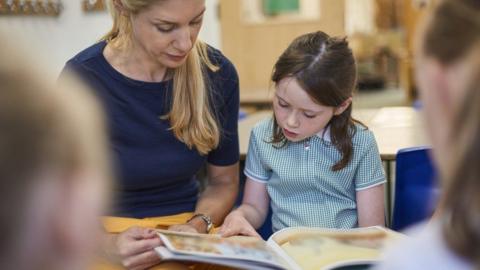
[170,162,239,233]
[357,183,386,227]
[219,177,270,237]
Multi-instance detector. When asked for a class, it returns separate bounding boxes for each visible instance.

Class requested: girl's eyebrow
[276,94,322,113]
[152,8,206,25]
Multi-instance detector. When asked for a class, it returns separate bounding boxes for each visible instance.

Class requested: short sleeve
[354,133,386,190]
[207,54,240,166]
[243,129,271,183]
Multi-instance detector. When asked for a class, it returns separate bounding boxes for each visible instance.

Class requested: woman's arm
[170,162,239,233]
[219,177,270,237]
[357,183,386,227]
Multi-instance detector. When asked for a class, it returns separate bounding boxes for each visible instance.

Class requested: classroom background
[0,0,437,228]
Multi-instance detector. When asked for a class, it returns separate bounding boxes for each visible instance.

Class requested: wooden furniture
[240,88,273,109]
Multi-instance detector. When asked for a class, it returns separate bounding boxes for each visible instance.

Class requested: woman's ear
[334,97,352,116]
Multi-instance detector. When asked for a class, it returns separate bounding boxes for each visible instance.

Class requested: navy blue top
[62,41,239,218]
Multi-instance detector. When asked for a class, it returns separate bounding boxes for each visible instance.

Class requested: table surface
[239,107,429,161]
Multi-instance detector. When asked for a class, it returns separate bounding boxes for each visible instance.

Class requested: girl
[376,0,480,269]
[220,31,386,237]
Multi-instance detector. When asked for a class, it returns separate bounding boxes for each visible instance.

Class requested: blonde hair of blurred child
[0,43,111,270]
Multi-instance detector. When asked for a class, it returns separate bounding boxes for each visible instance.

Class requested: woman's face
[130,0,206,68]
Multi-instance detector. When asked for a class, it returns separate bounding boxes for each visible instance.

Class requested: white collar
[315,125,331,142]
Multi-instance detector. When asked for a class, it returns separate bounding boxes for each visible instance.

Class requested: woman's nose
[173,27,193,52]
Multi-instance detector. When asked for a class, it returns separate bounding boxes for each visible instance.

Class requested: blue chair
[257,206,273,240]
[391,147,439,231]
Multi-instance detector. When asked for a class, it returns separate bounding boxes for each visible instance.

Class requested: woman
[62,0,240,269]
[375,0,480,269]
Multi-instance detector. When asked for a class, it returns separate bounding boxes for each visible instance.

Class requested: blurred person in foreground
[375,0,480,269]
[0,41,111,270]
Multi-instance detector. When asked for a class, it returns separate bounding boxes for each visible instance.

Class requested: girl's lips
[283,128,298,138]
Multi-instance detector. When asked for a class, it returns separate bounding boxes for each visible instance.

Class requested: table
[238,107,429,224]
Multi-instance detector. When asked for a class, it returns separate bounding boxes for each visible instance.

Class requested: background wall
[0,0,221,77]
[220,0,345,91]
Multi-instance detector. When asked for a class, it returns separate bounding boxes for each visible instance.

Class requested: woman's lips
[166,53,187,62]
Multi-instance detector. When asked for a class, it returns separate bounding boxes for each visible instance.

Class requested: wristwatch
[187,213,213,233]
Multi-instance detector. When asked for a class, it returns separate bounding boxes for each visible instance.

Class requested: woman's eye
[190,20,202,26]
[156,25,174,33]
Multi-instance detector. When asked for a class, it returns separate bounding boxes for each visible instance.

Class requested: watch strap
[187,213,213,233]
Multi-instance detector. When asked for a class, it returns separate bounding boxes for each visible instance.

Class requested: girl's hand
[218,210,261,238]
[106,226,162,270]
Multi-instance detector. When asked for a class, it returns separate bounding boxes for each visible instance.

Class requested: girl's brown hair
[421,0,480,266]
[271,31,360,171]
[103,0,220,155]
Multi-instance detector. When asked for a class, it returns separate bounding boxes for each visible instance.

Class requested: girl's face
[273,77,339,142]
[129,0,205,68]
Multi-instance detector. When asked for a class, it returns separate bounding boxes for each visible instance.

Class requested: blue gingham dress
[244,118,386,231]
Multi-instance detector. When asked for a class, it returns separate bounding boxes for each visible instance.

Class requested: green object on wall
[263,0,300,16]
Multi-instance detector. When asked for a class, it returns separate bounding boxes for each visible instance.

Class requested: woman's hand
[218,210,261,238]
[168,224,199,233]
[106,226,162,270]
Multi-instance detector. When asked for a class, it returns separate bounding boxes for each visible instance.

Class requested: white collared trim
[244,169,269,183]
[316,125,332,142]
[355,179,387,191]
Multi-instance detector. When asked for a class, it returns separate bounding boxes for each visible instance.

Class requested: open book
[154,226,403,270]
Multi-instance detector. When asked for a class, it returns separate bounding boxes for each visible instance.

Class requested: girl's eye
[304,113,316,119]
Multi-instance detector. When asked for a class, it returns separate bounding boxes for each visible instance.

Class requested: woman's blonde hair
[102,0,220,155]
[421,0,480,266]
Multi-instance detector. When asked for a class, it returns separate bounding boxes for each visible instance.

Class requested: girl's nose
[286,112,299,128]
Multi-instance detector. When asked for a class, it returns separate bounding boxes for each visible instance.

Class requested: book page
[156,230,289,269]
[269,226,402,270]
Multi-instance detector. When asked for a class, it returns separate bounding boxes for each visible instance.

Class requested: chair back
[392,146,438,231]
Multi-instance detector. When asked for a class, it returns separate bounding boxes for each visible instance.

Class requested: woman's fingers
[119,237,163,257]
[122,249,162,270]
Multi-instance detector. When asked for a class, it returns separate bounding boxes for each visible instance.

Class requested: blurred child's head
[0,44,111,270]
[415,0,480,265]
[270,31,358,170]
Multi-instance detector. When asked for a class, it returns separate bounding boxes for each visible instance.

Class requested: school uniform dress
[244,118,386,231]
[62,41,239,229]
